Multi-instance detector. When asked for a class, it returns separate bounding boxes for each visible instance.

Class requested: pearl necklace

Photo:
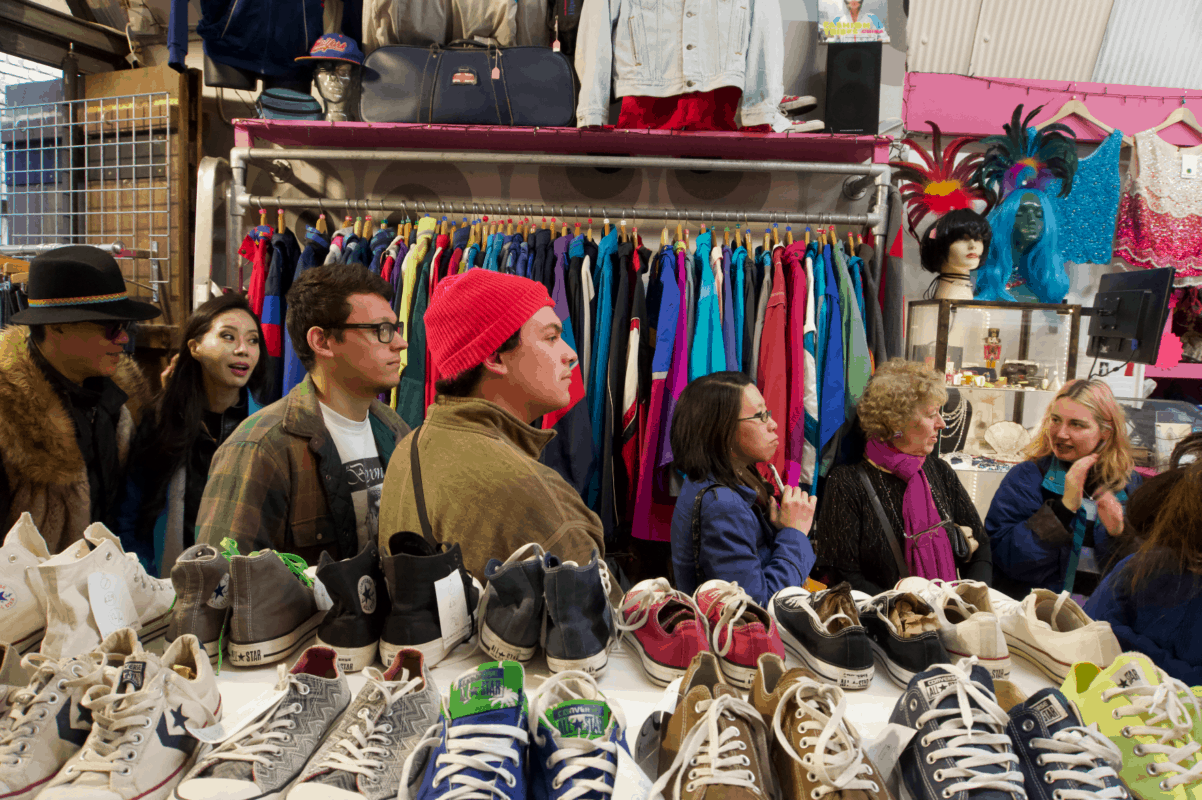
[941,392,968,452]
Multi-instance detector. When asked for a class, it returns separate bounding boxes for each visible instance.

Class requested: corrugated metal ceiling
[1092,0,1202,91]
[906,0,982,74]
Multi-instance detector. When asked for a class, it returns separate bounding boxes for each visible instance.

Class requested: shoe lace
[651,692,771,800]
[705,583,757,658]
[986,590,1022,619]
[771,678,877,798]
[313,668,424,778]
[0,654,105,766]
[528,671,626,800]
[913,659,1025,797]
[1101,677,1202,791]
[405,714,531,800]
[1028,723,1125,800]
[616,579,701,633]
[277,552,314,587]
[208,663,311,767]
[780,587,856,634]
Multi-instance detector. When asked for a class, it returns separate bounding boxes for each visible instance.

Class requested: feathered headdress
[891,122,993,241]
[974,104,1078,200]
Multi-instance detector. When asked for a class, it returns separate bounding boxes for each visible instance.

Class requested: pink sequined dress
[1115,130,1202,286]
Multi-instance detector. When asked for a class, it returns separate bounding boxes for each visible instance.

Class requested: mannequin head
[314,62,357,121]
[919,208,992,275]
[1013,193,1044,253]
[975,188,1068,304]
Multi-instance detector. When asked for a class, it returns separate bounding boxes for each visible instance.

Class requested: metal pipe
[0,242,140,256]
[193,156,230,310]
[236,195,882,227]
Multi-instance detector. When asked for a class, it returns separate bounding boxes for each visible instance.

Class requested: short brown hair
[285,264,393,370]
[433,327,521,397]
[670,371,754,488]
[857,358,948,441]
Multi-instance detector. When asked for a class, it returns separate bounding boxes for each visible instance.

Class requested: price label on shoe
[186,686,287,744]
[88,572,140,639]
[434,572,472,649]
[865,722,916,789]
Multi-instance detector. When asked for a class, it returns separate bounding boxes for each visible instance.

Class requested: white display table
[211,638,1060,744]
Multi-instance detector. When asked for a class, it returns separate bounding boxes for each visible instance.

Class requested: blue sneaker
[889,658,1025,800]
[1001,685,1127,800]
[399,660,529,800]
[528,670,631,800]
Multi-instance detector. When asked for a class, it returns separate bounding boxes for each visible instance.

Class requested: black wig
[919,208,993,275]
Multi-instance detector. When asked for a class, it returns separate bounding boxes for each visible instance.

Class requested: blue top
[1042,127,1124,266]
[689,232,724,381]
[732,246,748,371]
[818,243,845,451]
[670,475,816,606]
[720,247,739,371]
[1085,553,1202,685]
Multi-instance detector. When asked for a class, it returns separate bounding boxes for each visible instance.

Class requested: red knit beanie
[425,270,554,379]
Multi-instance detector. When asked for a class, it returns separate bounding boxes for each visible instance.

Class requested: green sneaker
[1062,653,1202,800]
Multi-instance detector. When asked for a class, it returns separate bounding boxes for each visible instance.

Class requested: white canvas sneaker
[39,635,221,800]
[33,523,175,660]
[0,512,51,653]
[990,587,1121,681]
[0,627,142,800]
[896,577,1011,680]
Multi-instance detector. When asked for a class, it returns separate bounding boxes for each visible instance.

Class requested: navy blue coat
[985,457,1142,597]
[1085,553,1202,685]
[671,475,815,606]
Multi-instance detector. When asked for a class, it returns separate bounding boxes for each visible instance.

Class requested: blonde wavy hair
[1023,379,1134,494]
[857,359,948,441]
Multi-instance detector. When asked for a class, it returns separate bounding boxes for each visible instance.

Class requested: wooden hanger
[675,223,683,244]
[723,228,731,247]
[364,215,373,237]
[744,230,752,249]
[661,226,670,246]
[1152,105,1202,141]
[316,214,327,235]
[1036,97,1133,146]
[343,215,353,231]
[847,231,856,252]
[562,220,570,237]
[276,209,286,235]
[772,224,780,247]
[762,229,771,251]
[603,219,610,236]
[856,233,864,247]
[619,220,627,243]
[785,226,794,245]
[588,219,595,240]
[804,227,811,246]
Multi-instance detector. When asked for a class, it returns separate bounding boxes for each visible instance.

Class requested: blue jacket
[985,457,1142,597]
[689,232,724,381]
[281,229,328,398]
[818,243,845,452]
[1085,553,1202,685]
[671,475,816,606]
[191,0,323,78]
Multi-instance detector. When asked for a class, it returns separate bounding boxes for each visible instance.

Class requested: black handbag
[359,40,576,126]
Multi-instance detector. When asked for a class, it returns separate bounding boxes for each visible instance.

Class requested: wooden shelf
[1146,363,1202,380]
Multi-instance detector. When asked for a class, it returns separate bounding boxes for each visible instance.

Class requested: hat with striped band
[10,245,162,324]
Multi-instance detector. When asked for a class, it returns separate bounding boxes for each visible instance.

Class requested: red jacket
[757,245,788,481]
[783,241,807,487]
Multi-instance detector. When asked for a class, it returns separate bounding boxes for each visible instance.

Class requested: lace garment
[1044,127,1124,266]
[1115,130,1202,285]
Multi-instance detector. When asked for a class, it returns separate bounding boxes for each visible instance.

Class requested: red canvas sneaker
[693,580,785,689]
[617,578,709,686]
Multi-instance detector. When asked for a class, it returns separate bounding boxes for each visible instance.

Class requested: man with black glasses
[197,264,409,561]
[0,246,160,551]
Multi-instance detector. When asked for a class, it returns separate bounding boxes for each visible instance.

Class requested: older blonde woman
[814,359,990,595]
[985,379,1141,598]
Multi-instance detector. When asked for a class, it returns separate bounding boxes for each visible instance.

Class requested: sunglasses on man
[100,320,132,341]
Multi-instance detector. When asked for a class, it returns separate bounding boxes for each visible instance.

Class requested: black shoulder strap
[689,483,720,585]
[856,463,908,579]
[409,431,437,547]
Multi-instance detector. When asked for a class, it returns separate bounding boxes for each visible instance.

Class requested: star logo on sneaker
[0,584,16,610]
[207,574,231,610]
[917,674,959,705]
[1030,695,1069,726]
[157,705,196,755]
[55,693,93,747]
[358,576,377,614]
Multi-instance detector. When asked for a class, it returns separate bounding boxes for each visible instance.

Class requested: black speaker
[825,42,882,134]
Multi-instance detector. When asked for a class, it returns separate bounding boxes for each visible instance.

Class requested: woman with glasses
[115,293,266,575]
[668,371,817,605]
[814,359,990,595]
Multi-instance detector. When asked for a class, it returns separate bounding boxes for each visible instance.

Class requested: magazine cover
[818,0,890,43]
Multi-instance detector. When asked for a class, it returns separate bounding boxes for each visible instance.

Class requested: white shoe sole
[622,631,686,687]
[869,638,920,689]
[226,611,324,667]
[379,631,470,669]
[944,645,1011,680]
[716,656,757,689]
[780,95,818,112]
[480,621,536,663]
[547,646,610,677]
[315,635,378,673]
[779,626,873,689]
[199,637,221,663]
[1004,636,1073,682]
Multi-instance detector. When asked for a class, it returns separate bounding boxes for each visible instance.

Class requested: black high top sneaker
[315,542,391,673]
[379,532,480,668]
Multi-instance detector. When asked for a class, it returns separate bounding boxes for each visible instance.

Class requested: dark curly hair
[919,208,993,275]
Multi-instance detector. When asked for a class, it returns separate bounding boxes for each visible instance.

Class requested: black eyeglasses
[737,410,773,424]
[326,321,405,343]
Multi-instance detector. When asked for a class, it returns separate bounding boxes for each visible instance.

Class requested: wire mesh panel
[0,91,173,304]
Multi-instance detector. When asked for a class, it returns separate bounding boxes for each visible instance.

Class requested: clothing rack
[194,138,893,310]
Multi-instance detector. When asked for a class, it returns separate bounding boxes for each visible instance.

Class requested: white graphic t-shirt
[318,401,385,550]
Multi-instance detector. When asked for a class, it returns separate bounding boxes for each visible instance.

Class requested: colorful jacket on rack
[757,245,787,482]
[720,246,739,370]
[587,227,619,491]
[661,244,692,469]
[782,241,807,488]
[261,228,301,405]
[282,227,330,398]
[397,236,444,429]
[818,242,845,455]
[689,232,724,380]
[392,217,438,408]
[802,244,819,492]
[749,248,772,379]
[594,241,638,539]
[241,230,272,317]
[574,0,790,131]
[833,241,871,414]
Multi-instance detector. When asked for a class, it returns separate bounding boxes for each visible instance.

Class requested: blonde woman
[985,379,1142,598]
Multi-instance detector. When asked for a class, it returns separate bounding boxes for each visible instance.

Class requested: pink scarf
[864,440,958,581]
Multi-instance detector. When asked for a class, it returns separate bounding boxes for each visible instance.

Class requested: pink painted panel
[904,73,1202,145]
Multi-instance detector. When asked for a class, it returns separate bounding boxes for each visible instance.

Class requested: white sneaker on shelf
[780,94,818,113]
[0,512,51,654]
[784,119,825,133]
[990,587,1121,681]
[896,578,1010,680]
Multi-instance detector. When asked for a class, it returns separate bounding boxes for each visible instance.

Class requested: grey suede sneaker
[288,648,441,800]
[226,548,325,668]
[176,646,351,800]
[543,550,617,677]
[168,543,233,662]
[480,543,546,664]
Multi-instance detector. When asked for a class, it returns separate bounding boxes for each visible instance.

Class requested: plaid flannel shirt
[195,376,408,564]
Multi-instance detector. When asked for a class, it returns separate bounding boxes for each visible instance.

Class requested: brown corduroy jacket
[378,395,605,581]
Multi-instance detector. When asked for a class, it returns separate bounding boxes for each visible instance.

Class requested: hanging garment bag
[359,40,576,126]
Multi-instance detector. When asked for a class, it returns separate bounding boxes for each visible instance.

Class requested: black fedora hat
[10,245,162,325]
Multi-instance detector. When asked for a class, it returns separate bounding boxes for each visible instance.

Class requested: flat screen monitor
[1086,268,1175,366]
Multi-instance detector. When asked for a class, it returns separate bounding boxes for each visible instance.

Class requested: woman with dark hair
[115,293,266,575]
[919,208,993,300]
[1085,461,1202,684]
[668,371,816,605]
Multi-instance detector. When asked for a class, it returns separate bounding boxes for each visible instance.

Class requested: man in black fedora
[0,245,160,552]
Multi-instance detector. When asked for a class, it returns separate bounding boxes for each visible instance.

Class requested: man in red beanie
[377,269,604,580]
